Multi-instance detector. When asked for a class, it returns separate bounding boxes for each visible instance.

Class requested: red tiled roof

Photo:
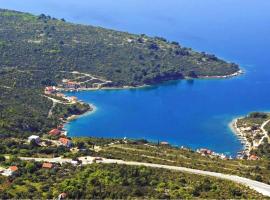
[59,137,70,145]
[42,163,53,169]
[9,166,18,172]
[49,129,61,136]
[67,81,77,85]
[249,155,259,160]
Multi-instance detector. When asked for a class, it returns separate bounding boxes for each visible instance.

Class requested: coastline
[229,117,250,156]
[67,103,97,122]
[197,69,244,80]
[61,69,244,93]
[63,103,97,134]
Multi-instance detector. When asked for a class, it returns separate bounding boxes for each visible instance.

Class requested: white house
[1,166,18,176]
[28,135,40,144]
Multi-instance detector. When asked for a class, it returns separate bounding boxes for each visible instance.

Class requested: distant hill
[0,9,239,87]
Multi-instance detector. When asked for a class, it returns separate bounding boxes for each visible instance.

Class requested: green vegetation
[1,8,269,199]
[0,9,239,87]
[0,160,266,199]
[93,141,270,184]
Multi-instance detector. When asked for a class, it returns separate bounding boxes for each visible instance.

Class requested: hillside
[0,9,239,87]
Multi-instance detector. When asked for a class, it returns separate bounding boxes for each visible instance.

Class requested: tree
[25,162,37,173]
[188,71,198,78]
[148,42,159,50]
[0,154,5,162]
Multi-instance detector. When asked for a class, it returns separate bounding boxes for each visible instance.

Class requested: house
[2,166,18,176]
[49,129,61,136]
[56,93,65,98]
[44,86,56,95]
[42,162,53,169]
[59,138,72,148]
[248,155,259,160]
[28,135,40,144]
[160,141,169,145]
[63,81,79,89]
[71,160,79,166]
[62,79,69,83]
[197,148,212,156]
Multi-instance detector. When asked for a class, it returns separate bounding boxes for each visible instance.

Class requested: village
[231,113,270,161]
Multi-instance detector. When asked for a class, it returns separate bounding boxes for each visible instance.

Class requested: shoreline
[197,69,244,80]
[61,69,244,93]
[229,117,251,156]
[67,103,97,121]
[63,103,97,133]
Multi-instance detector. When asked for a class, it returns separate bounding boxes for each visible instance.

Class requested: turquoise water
[2,0,270,154]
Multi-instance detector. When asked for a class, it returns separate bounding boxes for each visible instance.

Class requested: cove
[2,0,270,155]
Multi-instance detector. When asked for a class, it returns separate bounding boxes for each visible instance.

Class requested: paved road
[20,156,270,197]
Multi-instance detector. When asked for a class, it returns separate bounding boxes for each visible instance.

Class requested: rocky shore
[230,118,251,157]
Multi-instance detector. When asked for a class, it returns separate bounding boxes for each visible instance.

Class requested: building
[56,93,65,98]
[2,166,18,176]
[160,141,169,145]
[71,160,79,166]
[59,138,72,148]
[62,79,69,83]
[42,162,53,169]
[197,148,212,156]
[28,135,40,144]
[63,81,80,89]
[44,86,56,95]
[248,155,259,160]
[49,129,61,136]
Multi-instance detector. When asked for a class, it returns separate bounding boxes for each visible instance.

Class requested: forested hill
[0,9,239,86]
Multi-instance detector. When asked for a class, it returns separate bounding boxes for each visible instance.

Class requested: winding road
[20,156,270,197]
[259,119,270,145]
